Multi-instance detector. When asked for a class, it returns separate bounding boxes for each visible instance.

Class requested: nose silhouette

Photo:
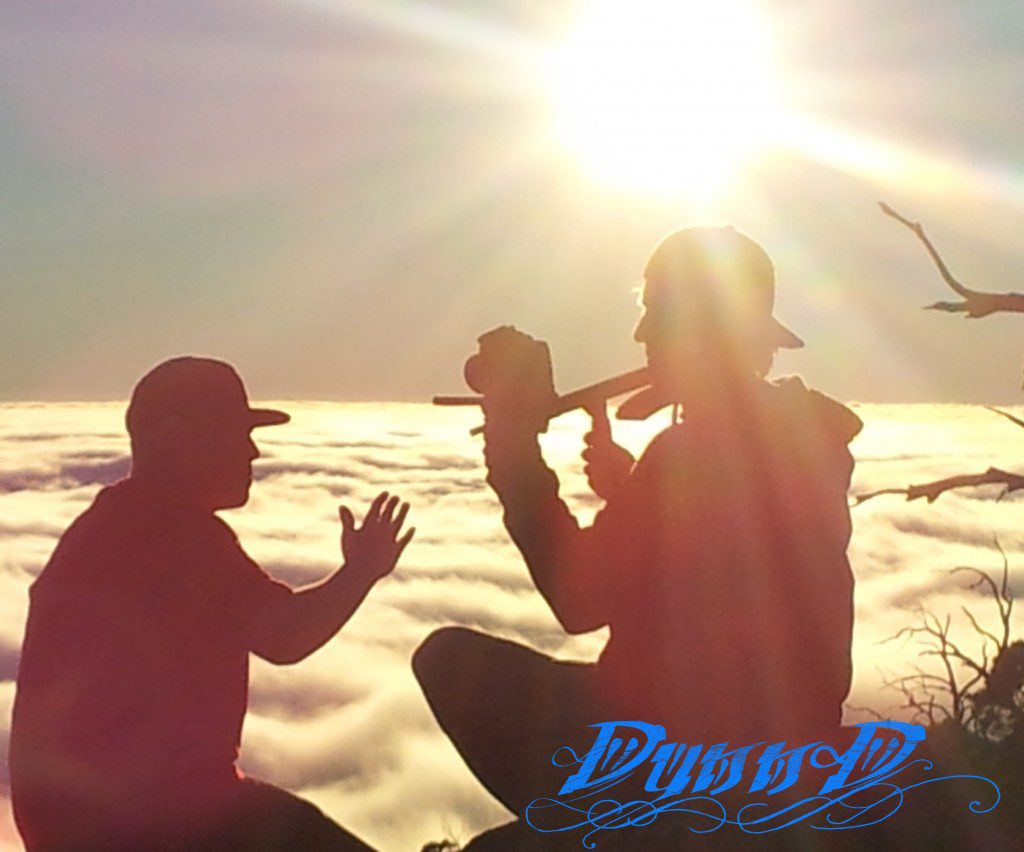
[633,311,649,344]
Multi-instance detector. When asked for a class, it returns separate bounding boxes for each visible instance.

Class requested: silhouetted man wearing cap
[414,227,862,834]
[10,357,413,851]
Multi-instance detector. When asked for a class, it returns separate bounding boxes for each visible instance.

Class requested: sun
[542,0,784,200]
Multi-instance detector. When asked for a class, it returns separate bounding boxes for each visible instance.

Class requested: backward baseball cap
[643,225,804,349]
[126,356,289,436]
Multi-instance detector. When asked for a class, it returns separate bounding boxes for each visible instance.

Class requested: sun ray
[776,111,1024,214]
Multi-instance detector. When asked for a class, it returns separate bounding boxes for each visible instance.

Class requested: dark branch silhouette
[853,407,1024,505]
[853,467,1024,506]
[880,201,1024,317]
[875,541,1022,741]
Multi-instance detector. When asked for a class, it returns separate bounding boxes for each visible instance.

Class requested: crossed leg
[413,626,601,817]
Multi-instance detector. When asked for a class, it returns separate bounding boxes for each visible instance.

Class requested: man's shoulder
[30,485,130,600]
[48,481,132,548]
[627,377,862,476]
[32,480,233,592]
[769,376,863,446]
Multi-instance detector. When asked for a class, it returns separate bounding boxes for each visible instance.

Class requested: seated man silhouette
[10,357,413,851]
[414,227,863,820]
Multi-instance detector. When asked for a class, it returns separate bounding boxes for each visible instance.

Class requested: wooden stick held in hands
[434,367,650,436]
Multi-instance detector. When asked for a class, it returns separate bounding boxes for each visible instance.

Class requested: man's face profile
[136,415,260,511]
[634,283,728,393]
[184,419,260,511]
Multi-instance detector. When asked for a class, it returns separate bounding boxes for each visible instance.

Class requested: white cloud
[2,401,1023,849]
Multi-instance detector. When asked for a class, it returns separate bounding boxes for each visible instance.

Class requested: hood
[772,375,863,446]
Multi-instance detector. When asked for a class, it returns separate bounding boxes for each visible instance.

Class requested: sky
[1,0,1024,404]
[2,3,1024,844]
[2,401,1024,849]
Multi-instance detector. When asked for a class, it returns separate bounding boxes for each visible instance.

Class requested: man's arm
[464,326,621,634]
[250,492,413,665]
[484,422,613,635]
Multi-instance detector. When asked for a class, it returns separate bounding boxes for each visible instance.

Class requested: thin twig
[880,201,1024,317]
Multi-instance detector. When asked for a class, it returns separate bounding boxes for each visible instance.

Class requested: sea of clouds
[2,399,1024,850]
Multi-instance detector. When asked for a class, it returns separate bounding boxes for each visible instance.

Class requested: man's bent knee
[412,626,482,691]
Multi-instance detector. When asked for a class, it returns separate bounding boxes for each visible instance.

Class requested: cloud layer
[2,400,1024,849]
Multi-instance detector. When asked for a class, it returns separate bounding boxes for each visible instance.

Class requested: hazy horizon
[9,384,1024,407]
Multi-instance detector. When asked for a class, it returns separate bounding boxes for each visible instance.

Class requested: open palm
[339,491,414,581]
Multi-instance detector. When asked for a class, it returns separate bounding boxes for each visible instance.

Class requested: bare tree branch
[962,604,1000,658]
[854,409,1024,507]
[954,547,1014,652]
[880,201,1024,317]
[846,704,887,722]
[986,406,1024,433]
[853,466,1024,505]
[878,546,1021,740]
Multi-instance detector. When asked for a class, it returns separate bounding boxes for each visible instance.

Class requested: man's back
[589,377,862,739]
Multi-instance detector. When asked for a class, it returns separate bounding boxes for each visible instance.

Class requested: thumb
[339,505,355,533]
[585,401,612,444]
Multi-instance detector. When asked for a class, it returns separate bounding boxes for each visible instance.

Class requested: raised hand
[582,403,634,501]
[471,326,558,435]
[339,491,414,582]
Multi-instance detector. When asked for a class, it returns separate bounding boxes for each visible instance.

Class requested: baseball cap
[126,356,290,436]
[643,226,803,349]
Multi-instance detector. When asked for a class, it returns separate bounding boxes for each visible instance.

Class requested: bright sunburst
[542,0,784,200]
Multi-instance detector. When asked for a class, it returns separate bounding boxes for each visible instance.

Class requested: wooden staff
[434,367,651,436]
